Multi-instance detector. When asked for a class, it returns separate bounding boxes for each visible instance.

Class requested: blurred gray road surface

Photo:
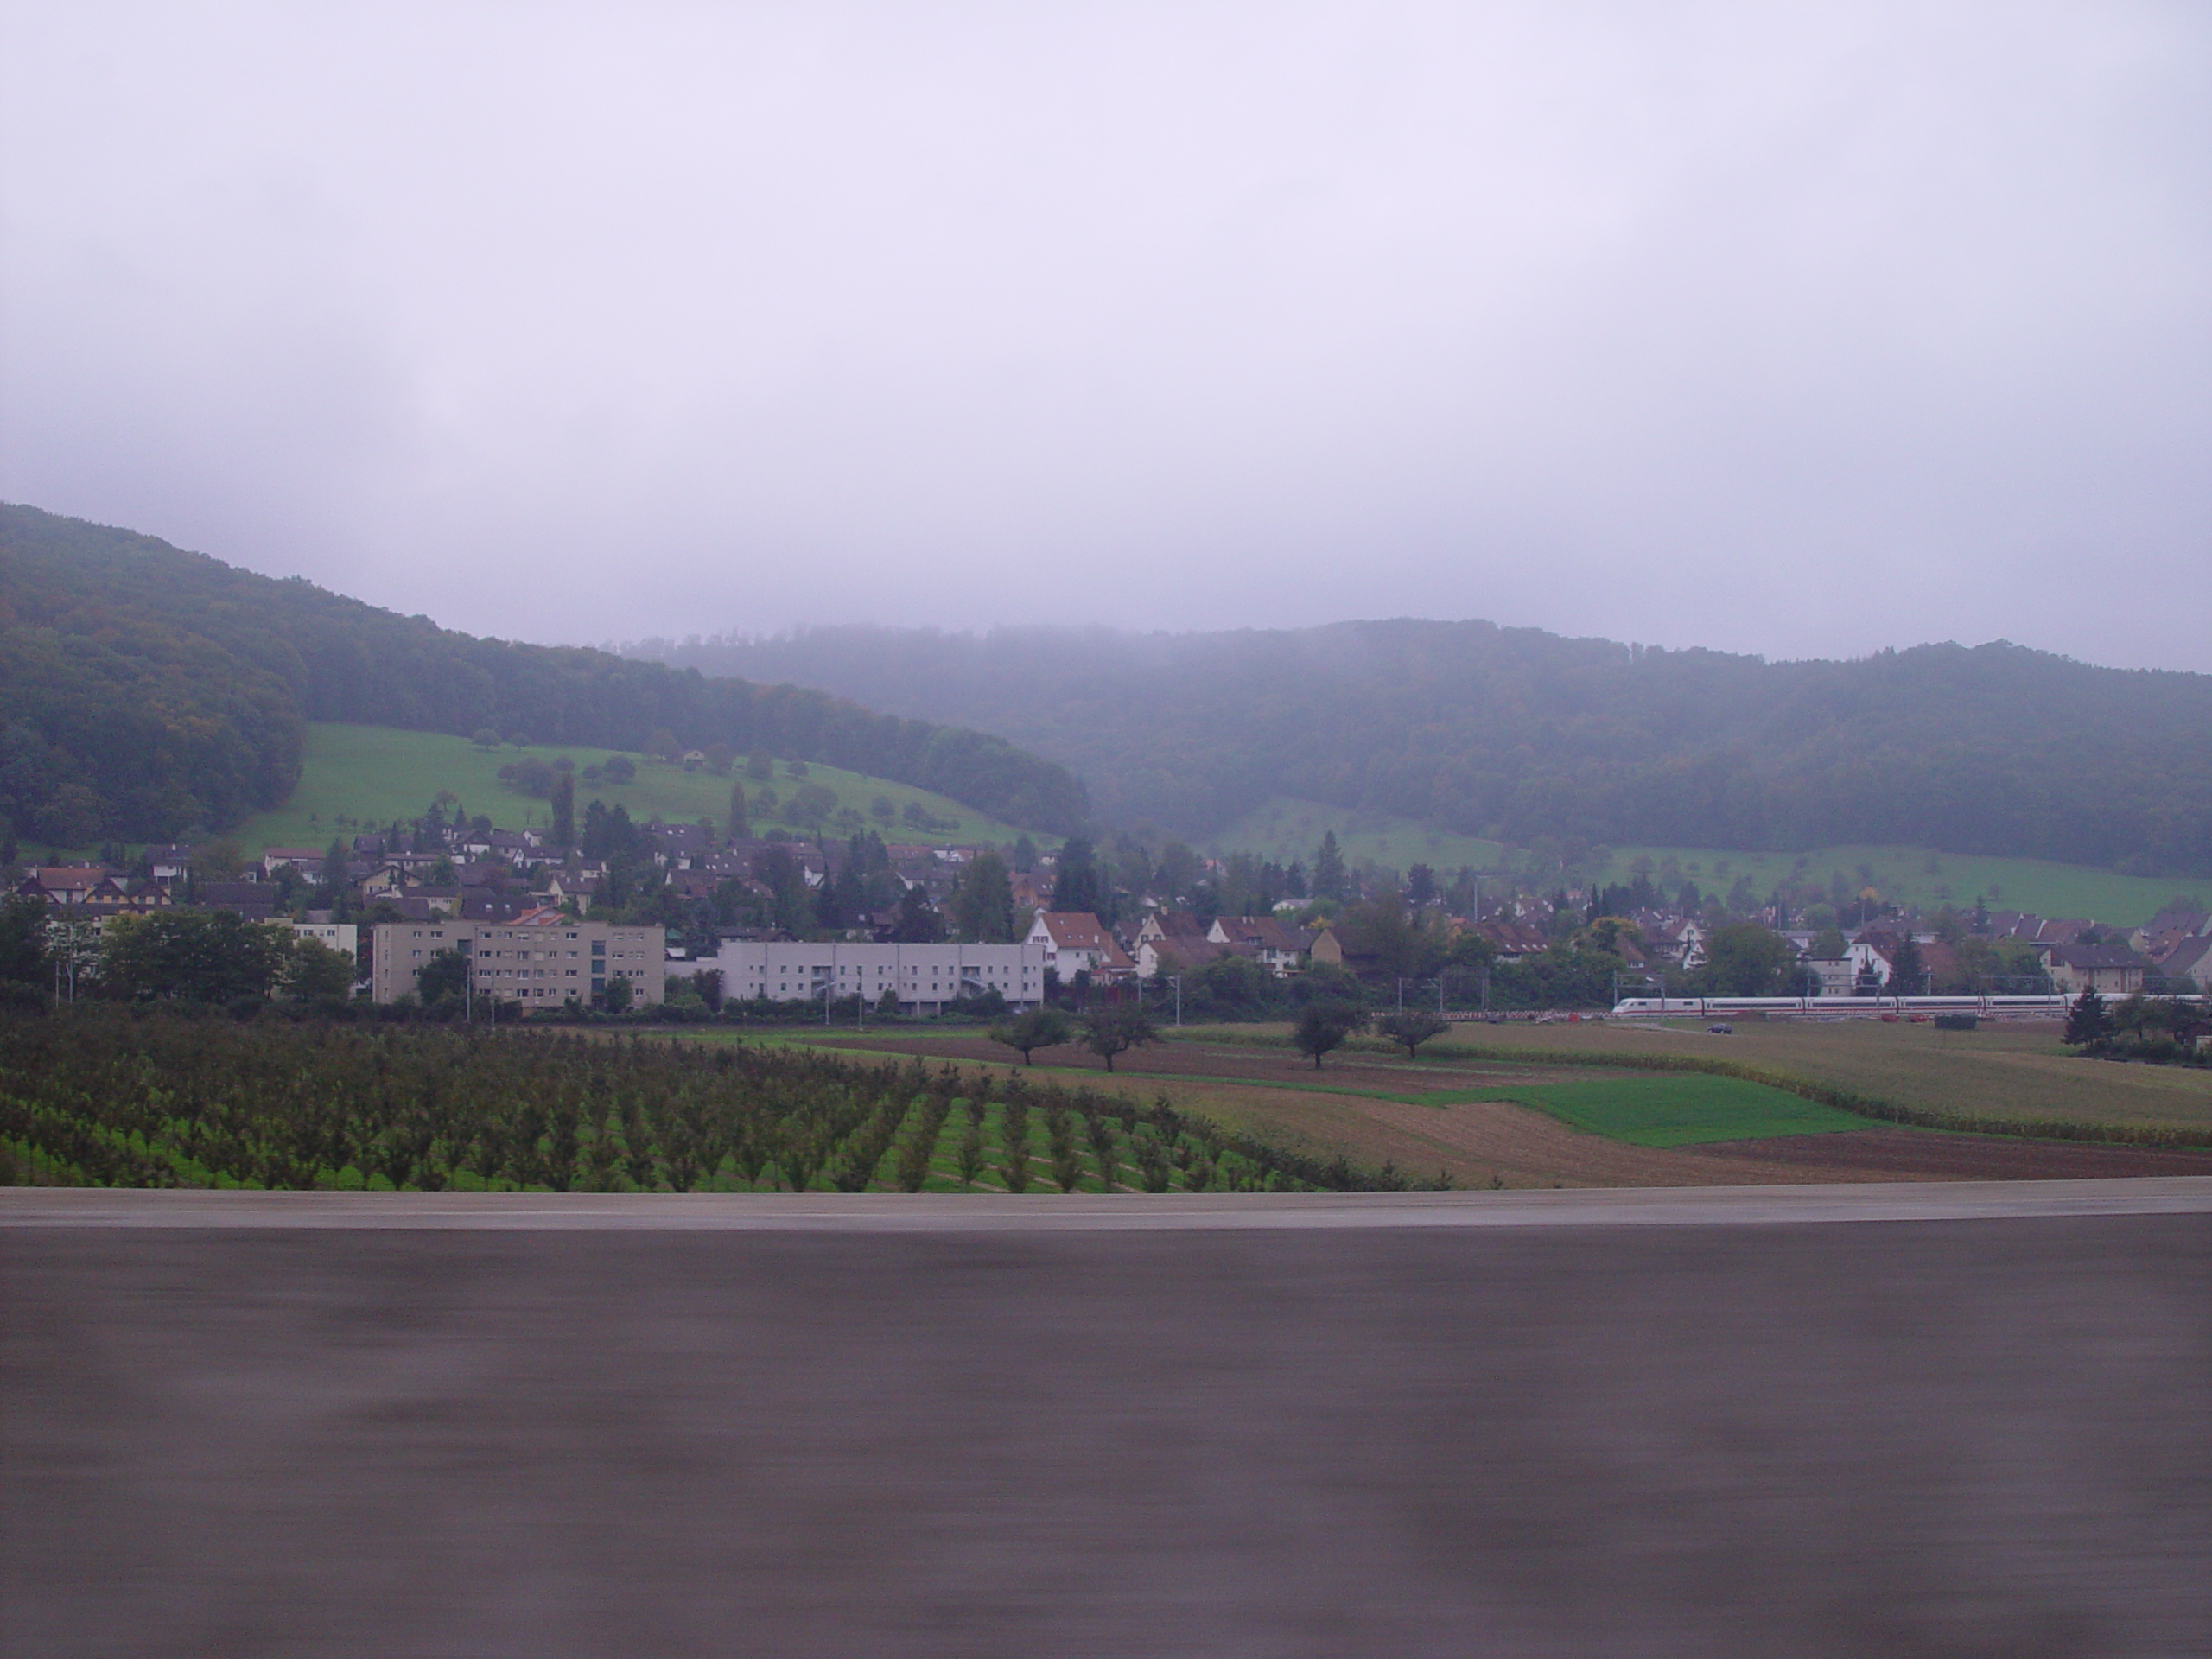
[6,1182,2210,1657]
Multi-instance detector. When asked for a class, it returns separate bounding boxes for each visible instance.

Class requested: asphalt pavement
[7,1181,2209,1656]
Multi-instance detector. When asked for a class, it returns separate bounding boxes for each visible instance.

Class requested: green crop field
[1443,1074,1872,1147]
[1594,842,2203,927]
[223,723,1052,855]
[1209,797,1507,874]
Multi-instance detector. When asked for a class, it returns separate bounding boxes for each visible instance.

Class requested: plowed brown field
[1685,1129,2212,1181]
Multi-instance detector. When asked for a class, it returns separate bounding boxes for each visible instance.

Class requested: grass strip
[1462,1076,1873,1147]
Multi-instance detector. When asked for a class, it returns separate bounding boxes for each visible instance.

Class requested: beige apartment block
[369,920,665,1007]
[289,921,359,962]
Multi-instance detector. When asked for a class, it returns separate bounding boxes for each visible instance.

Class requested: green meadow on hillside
[226,724,1052,855]
[1206,798,2196,926]
[1209,797,1508,875]
[1593,843,2205,927]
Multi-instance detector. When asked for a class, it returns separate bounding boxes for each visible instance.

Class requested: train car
[1607,994,2088,1019]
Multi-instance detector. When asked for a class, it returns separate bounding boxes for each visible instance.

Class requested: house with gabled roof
[1135,909,1210,949]
[1206,915,1311,976]
[2046,944,2145,996]
[2155,935,2212,992]
[1471,918,1553,961]
[16,867,111,907]
[194,881,279,921]
[1024,912,1135,981]
[647,823,713,868]
[542,869,603,912]
[2133,906,2210,954]
[1136,934,1239,980]
[143,844,196,880]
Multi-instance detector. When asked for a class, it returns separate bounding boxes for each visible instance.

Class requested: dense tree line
[0,1012,1440,1192]
[0,504,1087,845]
[640,620,2212,875]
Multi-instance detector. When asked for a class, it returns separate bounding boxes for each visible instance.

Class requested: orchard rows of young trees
[0,1011,1445,1192]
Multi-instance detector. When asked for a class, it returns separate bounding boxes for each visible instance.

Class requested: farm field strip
[1168,1021,2212,1135]
[787,1033,1867,1142]
[773,1025,2212,1185]
[1379,1020,2212,1134]
[774,1032,1904,1182]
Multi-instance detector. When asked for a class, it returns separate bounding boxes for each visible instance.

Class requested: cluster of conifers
[0,1012,1443,1192]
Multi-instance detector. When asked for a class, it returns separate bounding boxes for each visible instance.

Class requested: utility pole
[1169,975,1183,1028]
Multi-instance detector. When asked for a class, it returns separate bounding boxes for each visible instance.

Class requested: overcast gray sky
[3,2,2207,670]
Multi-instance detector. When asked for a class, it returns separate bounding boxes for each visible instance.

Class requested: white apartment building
[370,920,665,1007]
[696,939,1046,1014]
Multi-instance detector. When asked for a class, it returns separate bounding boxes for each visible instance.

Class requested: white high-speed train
[1608,994,2094,1018]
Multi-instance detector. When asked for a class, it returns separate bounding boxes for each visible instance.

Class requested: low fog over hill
[631,623,2212,876]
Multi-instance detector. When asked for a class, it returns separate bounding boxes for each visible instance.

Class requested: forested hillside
[633,622,2212,876]
[0,505,1087,844]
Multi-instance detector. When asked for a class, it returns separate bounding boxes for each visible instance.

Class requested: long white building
[696,939,1046,1014]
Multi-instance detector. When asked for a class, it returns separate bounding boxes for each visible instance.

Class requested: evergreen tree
[1051,836,1103,915]
[725,780,748,842]
[1313,832,1346,901]
[744,844,808,936]
[2063,988,2110,1046]
[0,896,51,992]
[950,851,1017,943]
[1890,935,1927,994]
[550,771,575,852]
[888,883,944,942]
